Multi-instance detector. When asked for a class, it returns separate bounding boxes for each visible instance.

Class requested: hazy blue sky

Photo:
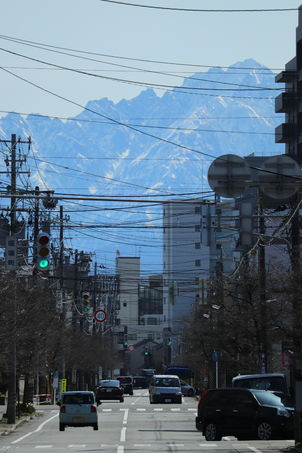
[0,0,301,118]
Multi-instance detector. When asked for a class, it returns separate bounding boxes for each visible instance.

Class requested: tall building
[163,198,240,361]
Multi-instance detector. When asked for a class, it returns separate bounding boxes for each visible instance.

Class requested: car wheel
[93,423,98,431]
[120,397,124,402]
[204,422,222,441]
[177,396,182,404]
[256,421,273,440]
[129,391,133,396]
[59,424,65,432]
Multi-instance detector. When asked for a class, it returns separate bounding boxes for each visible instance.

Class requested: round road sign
[94,309,107,323]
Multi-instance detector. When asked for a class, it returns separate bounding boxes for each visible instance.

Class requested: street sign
[208,154,251,198]
[93,309,107,323]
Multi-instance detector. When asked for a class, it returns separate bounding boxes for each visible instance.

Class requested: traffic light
[167,338,172,346]
[82,292,91,313]
[37,232,50,271]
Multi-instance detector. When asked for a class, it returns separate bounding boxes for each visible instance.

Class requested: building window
[128,334,137,341]
[195,242,201,249]
[147,317,157,325]
[195,224,200,232]
[195,259,201,267]
[123,302,127,307]
[195,206,201,214]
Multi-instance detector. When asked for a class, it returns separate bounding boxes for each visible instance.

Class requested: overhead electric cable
[98,1,297,13]
[0,35,278,91]
[0,33,284,71]
[0,46,279,94]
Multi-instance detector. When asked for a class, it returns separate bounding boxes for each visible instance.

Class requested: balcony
[275,123,296,143]
[275,92,296,113]
[275,70,296,83]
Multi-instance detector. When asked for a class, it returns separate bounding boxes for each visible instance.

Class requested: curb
[0,416,30,436]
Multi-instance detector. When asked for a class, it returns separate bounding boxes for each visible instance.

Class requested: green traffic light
[38,258,49,269]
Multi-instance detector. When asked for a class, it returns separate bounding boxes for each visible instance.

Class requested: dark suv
[195,388,294,441]
[117,376,134,395]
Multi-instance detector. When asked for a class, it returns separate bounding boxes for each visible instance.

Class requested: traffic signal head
[82,292,91,313]
[37,232,50,271]
[167,338,172,345]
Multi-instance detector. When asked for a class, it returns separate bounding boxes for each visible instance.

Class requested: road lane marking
[11,413,58,444]
[117,446,124,453]
[199,444,217,447]
[154,408,163,411]
[187,408,197,411]
[35,447,52,449]
[136,408,146,411]
[120,427,127,442]
[122,409,129,425]
[134,444,152,447]
[249,447,263,453]
[171,408,181,411]
[102,409,112,412]
[68,445,86,448]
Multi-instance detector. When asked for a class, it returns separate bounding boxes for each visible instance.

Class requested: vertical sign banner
[61,378,67,393]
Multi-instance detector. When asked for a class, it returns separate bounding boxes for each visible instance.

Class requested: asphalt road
[0,389,295,453]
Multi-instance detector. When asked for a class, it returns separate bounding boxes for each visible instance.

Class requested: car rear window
[118,377,132,383]
[154,377,180,387]
[99,380,120,387]
[62,393,94,404]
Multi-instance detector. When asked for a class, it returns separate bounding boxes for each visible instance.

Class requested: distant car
[195,387,294,441]
[180,380,196,397]
[95,379,124,403]
[149,374,182,404]
[133,376,148,389]
[117,376,134,395]
[58,391,98,431]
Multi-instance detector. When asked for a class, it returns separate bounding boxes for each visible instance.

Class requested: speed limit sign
[94,309,107,323]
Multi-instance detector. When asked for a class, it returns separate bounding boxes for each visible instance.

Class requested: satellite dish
[208,154,252,198]
[258,155,301,199]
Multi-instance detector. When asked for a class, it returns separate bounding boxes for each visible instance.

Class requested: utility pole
[1,134,31,424]
[275,5,302,445]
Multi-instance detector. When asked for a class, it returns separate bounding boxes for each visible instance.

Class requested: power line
[98,1,297,13]
[0,33,285,71]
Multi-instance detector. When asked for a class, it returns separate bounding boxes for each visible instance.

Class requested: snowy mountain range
[0,59,284,272]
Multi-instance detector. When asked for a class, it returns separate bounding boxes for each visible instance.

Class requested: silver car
[58,391,98,431]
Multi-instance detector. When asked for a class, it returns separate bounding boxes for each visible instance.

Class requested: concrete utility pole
[275,5,302,445]
[0,134,31,424]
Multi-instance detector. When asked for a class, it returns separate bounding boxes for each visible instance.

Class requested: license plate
[106,389,112,392]
[164,399,172,403]
[72,417,83,423]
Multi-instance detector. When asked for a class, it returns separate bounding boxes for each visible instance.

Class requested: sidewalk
[0,405,31,437]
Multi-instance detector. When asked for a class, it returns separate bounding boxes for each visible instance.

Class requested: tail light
[91,405,97,413]
[60,406,66,413]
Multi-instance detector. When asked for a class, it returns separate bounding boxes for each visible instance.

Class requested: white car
[58,391,98,431]
[149,374,182,404]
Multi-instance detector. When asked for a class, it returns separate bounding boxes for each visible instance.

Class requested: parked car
[149,374,182,404]
[58,391,98,431]
[133,376,148,389]
[117,376,134,395]
[180,380,196,397]
[195,388,294,441]
[95,379,124,403]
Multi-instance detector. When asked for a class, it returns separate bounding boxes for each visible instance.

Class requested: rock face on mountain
[0,59,284,269]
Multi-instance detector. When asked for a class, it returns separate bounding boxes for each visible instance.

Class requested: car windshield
[154,378,179,387]
[253,390,284,407]
[62,393,94,404]
[99,380,120,387]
